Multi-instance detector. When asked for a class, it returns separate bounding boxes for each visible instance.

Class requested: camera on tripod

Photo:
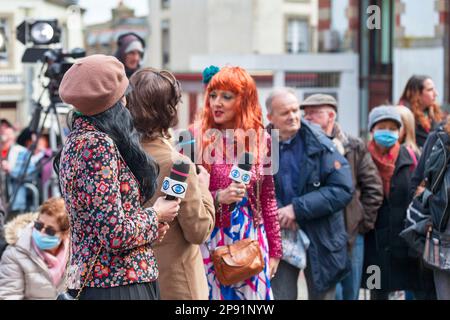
[42,48,86,104]
[3,18,86,215]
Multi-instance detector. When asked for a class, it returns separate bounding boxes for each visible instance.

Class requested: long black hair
[54,101,159,203]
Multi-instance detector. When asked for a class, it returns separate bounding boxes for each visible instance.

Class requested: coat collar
[267,120,333,156]
[394,145,414,175]
[142,136,172,148]
[300,120,334,156]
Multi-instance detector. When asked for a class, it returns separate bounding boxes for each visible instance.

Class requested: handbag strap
[74,244,103,300]
[254,168,261,228]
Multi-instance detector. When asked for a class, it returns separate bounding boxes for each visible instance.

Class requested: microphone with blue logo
[229,152,254,211]
[161,160,190,201]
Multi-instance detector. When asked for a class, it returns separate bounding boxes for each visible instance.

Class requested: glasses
[34,220,59,236]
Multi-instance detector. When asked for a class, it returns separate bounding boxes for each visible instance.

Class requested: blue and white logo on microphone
[242,173,251,183]
[231,169,240,179]
[172,184,186,195]
[161,177,188,199]
[228,165,252,185]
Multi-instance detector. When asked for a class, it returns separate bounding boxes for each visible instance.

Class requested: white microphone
[161,160,190,200]
[228,152,254,211]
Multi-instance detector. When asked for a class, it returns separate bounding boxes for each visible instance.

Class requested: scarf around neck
[32,238,69,286]
[368,140,401,197]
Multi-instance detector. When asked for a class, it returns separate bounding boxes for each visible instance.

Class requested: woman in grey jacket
[0,198,69,300]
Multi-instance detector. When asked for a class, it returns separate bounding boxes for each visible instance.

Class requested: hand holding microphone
[153,196,180,223]
[216,152,254,209]
[216,183,246,205]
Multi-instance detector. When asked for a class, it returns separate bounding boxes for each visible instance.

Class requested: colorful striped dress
[201,162,282,300]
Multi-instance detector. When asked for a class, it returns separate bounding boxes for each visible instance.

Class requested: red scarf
[368,141,400,197]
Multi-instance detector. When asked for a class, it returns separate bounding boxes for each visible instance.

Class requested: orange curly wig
[198,66,265,169]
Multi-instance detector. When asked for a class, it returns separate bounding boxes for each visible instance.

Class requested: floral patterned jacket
[59,117,159,289]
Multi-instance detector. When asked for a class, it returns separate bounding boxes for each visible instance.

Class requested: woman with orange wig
[399,75,443,148]
[196,66,282,300]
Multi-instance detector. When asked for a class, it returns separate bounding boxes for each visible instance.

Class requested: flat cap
[300,94,338,111]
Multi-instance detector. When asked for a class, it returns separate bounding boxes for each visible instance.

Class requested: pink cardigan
[209,162,282,259]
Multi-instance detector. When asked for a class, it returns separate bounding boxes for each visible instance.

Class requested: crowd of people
[0,34,449,300]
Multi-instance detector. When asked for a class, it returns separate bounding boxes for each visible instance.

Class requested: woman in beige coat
[127,68,215,300]
[0,198,69,300]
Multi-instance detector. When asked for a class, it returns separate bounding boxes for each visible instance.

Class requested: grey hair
[265,87,298,115]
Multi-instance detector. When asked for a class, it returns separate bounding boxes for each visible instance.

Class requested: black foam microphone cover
[237,152,254,172]
[165,160,190,200]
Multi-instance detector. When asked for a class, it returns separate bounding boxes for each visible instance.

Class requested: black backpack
[423,130,450,232]
[400,130,450,256]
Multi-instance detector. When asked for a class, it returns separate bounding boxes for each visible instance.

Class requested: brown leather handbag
[212,238,264,286]
[212,175,264,286]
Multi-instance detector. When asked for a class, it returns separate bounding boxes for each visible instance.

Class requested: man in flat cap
[302,94,383,300]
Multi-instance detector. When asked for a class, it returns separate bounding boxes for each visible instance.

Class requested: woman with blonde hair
[396,105,420,157]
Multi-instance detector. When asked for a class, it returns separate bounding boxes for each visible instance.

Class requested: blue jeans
[336,234,364,300]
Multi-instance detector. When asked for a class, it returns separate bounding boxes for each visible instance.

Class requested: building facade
[148,0,319,71]
[84,1,148,57]
[317,0,450,134]
[148,0,321,130]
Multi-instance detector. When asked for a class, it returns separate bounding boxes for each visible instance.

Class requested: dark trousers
[272,260,301,300]
[69,281,160,300]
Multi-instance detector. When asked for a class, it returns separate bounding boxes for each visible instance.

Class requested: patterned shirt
[59,117,159,289]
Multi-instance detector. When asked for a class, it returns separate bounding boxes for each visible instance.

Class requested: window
[161,0,170,10]
[369,0,394,74]
[0,16,12,68]
[161,20,170,68]
[402,0,438,38]
[330,0,348,51]
[286,18,310,53]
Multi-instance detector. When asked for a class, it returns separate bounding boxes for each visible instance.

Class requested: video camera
[42,48,86,103]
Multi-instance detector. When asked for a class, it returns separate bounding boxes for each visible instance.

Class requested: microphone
[161,160,190,200]
[228,152,254,211]
[177,130,200,174]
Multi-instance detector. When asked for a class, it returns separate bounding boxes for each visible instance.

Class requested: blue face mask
[373,129,399,148]
[32,228,61,251]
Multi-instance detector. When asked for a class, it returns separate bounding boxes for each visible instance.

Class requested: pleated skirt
[68,281,160,300]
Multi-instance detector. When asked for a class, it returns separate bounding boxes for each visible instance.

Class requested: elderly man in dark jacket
[266,88,354,300]
[302,94,384,300]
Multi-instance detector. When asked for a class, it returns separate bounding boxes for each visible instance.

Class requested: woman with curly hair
[195,66,282,300]
[399,75,442,148]
[127,68,215,300]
